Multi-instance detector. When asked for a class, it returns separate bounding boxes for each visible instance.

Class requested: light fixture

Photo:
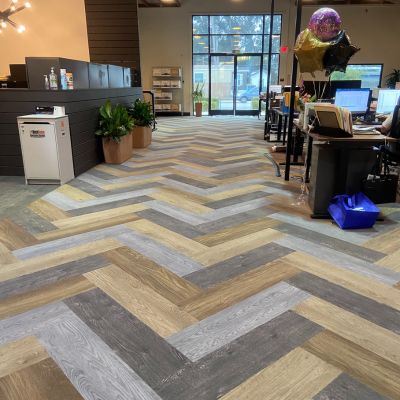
[0,0,32,33]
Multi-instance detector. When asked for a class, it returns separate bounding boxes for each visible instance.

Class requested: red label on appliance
[30,130,45,138]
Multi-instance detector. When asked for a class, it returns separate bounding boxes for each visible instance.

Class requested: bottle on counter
[49,67,58,90]
[66,72,74,90]
[44,75,50,90]
[60,69,68,90]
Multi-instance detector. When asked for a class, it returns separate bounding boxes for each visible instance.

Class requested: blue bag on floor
[328,192,380,230]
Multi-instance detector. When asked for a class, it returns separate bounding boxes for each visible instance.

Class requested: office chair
[380,103,400,162]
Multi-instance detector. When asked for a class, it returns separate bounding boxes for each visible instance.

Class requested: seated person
[379,112,393,135]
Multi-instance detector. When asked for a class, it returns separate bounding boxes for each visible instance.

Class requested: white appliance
[17,114,75,185]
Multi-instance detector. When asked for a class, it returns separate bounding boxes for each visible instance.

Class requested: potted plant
[95,100,134,164]
[386,69,400,89]
[128,99,155,148]
[193,83,204,117]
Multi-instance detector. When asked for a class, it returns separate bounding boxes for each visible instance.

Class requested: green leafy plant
[95,100,134,143]
[193,83,204,103]
[128,99,155,128]
[386,69,400,89]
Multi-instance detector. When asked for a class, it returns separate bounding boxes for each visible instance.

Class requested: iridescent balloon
[308,8,342,42]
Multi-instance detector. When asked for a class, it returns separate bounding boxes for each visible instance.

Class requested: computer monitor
[377,89,400,114]
[329,80,362,98]
[302,80,362,100]
[334,88,371,114]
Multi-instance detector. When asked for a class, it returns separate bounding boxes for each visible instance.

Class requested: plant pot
[132,126,152,148]
[195,102,202,117]
[102,133,132,164]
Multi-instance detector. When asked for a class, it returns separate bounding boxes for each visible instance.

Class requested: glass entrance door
[210,55,235,115]
[209,55,262,116]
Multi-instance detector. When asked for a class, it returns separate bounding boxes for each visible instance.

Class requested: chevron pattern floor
[1,116,400,400]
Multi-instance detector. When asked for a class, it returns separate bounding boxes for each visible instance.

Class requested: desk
[305,130,397,217]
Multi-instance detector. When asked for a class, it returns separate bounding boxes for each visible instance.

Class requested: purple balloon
[308,8,342,42]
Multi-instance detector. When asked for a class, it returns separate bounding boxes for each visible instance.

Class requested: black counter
[0,87,142,176]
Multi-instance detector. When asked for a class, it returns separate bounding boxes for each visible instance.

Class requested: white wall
[0,0,90,76]
[139,1,400,113]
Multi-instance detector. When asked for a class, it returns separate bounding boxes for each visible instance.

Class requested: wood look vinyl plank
[313,373,389,400]
[28,199,69,222]
[206,184,267,201]
[288,272,400,334]
[104,247,201,305]
[159,311,322,400]
[193,228,284,267]
[52,203,148,229]
[101,177,166,191]
[55,184,96,201]
[0,276,94,320]
[195,218,280,247]
[0,337,48,378]
[303,330,400,400]
[84,265,198,337]
[0,238,122,283]
[0,255,109,301]
[377,249,400,271]
[294,297,400,366]
[181,260,299,319]
[0,358,84,400]
[363,227,400,254]
[167,282,309,361]
[127,219,208,256]
[65,289,190,390]
[221,347,340,400]
[282,252,400,311]
[0,243,18,266]
[0,219,38,251]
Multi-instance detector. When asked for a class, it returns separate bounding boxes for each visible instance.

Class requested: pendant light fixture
[0,0,31,34]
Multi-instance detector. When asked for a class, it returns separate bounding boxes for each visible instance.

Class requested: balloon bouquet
[294,8,360,99]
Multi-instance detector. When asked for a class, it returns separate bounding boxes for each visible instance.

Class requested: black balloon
[323,30,360,75]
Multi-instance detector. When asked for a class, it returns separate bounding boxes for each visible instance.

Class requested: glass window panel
[263,35,281,54]
[193,16,208,35]
[264,15,282,34]
[331,64,383,89]
[210,56,234,110]
[193,35,209,53]
[210,35,263,54]
[262,54,280,90]
[193,55,209,112]
[210,15,263,34]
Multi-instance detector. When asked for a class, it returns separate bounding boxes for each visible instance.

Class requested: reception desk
[0,87,142,176]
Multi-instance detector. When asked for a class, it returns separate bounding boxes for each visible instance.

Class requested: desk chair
[380,104,400,162]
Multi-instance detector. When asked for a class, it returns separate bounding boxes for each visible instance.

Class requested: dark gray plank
[65,288,190,389]
[313,373,388,400]
[136,209,203,238]
[276,222,386,263]
[0,255,108,300]
[166,174,214,189]
[287,272,400,335]
[158,311,322,400]
[186,242,293,289]
[206,191,268,209]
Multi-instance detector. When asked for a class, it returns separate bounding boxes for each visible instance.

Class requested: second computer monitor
[334,88,371,114]
[377,89,400,114]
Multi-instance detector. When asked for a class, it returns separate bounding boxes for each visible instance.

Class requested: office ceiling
[138,0,182,7]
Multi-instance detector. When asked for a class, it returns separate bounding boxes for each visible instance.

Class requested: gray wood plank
[159,311,322,400]
[313,373,388,400]
[65,289,190,389]
[206,191,268,209]
[167,282,310,361]
[39,309,162,400]
[287,272,400,335]
[185,242,293,289]
[0,255,108,301]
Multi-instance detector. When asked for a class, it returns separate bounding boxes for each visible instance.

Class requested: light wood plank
[363,227,400,254]
[0,243,18,266]
[0,276,94,320]
[0,337,48,378]
[283,252,400,311]
[101,176,165,191]
[195,218,280,246]
[84,265,197,337]
[56,184,96,201]
[0,219,38,251]
[0,238,122,283]
[303,330,400,400]
[294,297,400,366]
[182,259,299,319]
[53,204,148,229]
[127,219,208,256]
[221,347,340,400]
[193,228,284,267]
[377,249,400,271]
[28,199,69,222]
[207,184,267,201]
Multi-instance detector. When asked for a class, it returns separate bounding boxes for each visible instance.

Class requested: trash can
[17,114,74,185]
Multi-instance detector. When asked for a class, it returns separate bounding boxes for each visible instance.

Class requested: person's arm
[381,113,393,134]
